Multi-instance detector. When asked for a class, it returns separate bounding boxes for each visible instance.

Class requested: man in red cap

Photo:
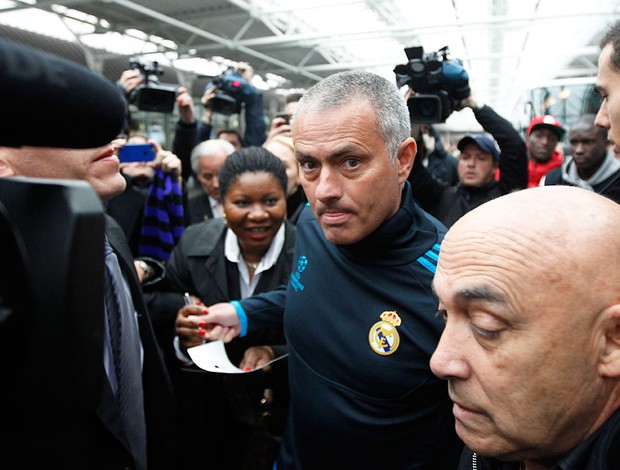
[526,114,566,187]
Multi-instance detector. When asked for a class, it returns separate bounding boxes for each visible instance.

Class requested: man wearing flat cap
[0,38,177,470]
[526,114,566,187]
[411,94,528,227]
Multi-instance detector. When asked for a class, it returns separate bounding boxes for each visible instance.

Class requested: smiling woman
[145,146,295,469]
[218,146,289,279]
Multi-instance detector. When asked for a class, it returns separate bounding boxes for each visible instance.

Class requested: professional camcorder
[205,67,258,116]
[394,46,470,124]
[128,57,177,113]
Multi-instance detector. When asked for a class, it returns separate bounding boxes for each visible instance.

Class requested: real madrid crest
[368,311,401,355]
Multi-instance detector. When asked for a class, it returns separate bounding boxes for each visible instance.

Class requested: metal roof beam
[99,0,323,80]
[191,9,618,51]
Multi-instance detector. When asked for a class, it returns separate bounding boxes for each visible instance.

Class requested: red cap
[527,115,566,139]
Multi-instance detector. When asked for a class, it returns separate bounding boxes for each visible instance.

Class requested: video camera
[204,67,258,116]
[394,46,470,124]
[128,57,177,114]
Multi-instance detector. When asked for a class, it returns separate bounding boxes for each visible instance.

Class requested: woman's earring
[222,211,228,226]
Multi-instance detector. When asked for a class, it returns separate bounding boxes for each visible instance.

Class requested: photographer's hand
[176,86,195,124]
[263,116,292,147]
[200,85,217,125]
[456,95,483,112]
[117,69,143,95]
[236,61,254,83]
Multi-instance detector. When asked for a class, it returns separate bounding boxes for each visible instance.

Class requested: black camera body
[128,58,177,113]
[205,68,256,116]
[394,46,470,124]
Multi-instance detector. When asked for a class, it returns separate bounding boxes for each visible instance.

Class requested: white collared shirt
[173,223,286,365]
[209,196,223,219]
[224,223,285,298]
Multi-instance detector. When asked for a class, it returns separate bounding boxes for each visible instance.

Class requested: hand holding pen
[176,292,210,349]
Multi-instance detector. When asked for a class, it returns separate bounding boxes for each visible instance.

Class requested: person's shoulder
[283,219,297,237]
[409,199,447,251]
[188,192,210,203]
[186,217,224,233]
[295,203,315,225]
[542,167,563,185]
[419,208,447,245]
[181,219,225,246]
[171,221,225,260]
[104,213,125,236]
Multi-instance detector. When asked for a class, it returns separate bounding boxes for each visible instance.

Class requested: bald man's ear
[0,154,15,177]
[598,304,620,378]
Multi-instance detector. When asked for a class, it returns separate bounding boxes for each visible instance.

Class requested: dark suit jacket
[98,216,177,470]
[0,180,106,469]
[105,175,149,257]
[146,217,295,469]
[186,192,215,225]
[0,209,176,469]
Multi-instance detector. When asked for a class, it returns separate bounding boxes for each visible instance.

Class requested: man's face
[293,100,415,245]
[457,143,497,187]
[596,44,620,153]
[196,151,228,200]
[569,122,609,180]
[0,142,126,200]
[430,226,603,463]
[527,127,559,163]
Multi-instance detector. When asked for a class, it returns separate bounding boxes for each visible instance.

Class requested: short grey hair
[190,139,236,174]
[294,71,411,161]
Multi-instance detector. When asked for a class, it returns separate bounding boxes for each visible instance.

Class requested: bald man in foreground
[430,185,620,469]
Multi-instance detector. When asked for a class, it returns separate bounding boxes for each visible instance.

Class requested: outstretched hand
[175,301,241,350]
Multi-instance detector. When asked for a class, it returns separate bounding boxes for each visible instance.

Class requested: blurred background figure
[410,93,528,228]
[263,92,303,147]
[216,128,244,150]
[542,113,620,203]
[263,134,306,223]
[105,135,185,273]
[526,114,566,187]
[185,138,236,224]
[410,123,459,185]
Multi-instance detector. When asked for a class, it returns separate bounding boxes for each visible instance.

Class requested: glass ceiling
[1,0,619,131]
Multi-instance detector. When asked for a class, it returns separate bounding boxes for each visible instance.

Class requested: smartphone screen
[118,143,155,163]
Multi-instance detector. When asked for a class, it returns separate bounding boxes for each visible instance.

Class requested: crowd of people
[3,17,620,470]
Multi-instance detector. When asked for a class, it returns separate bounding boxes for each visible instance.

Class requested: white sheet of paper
[187,340,288,374]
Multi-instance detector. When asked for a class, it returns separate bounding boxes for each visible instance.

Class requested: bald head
[442,186,620,303]
[431,185,620,465]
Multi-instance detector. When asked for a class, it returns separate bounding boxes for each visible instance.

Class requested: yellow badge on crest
[368,311,401,355]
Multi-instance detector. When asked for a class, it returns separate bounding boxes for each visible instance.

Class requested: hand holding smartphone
[275,112,291,126]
